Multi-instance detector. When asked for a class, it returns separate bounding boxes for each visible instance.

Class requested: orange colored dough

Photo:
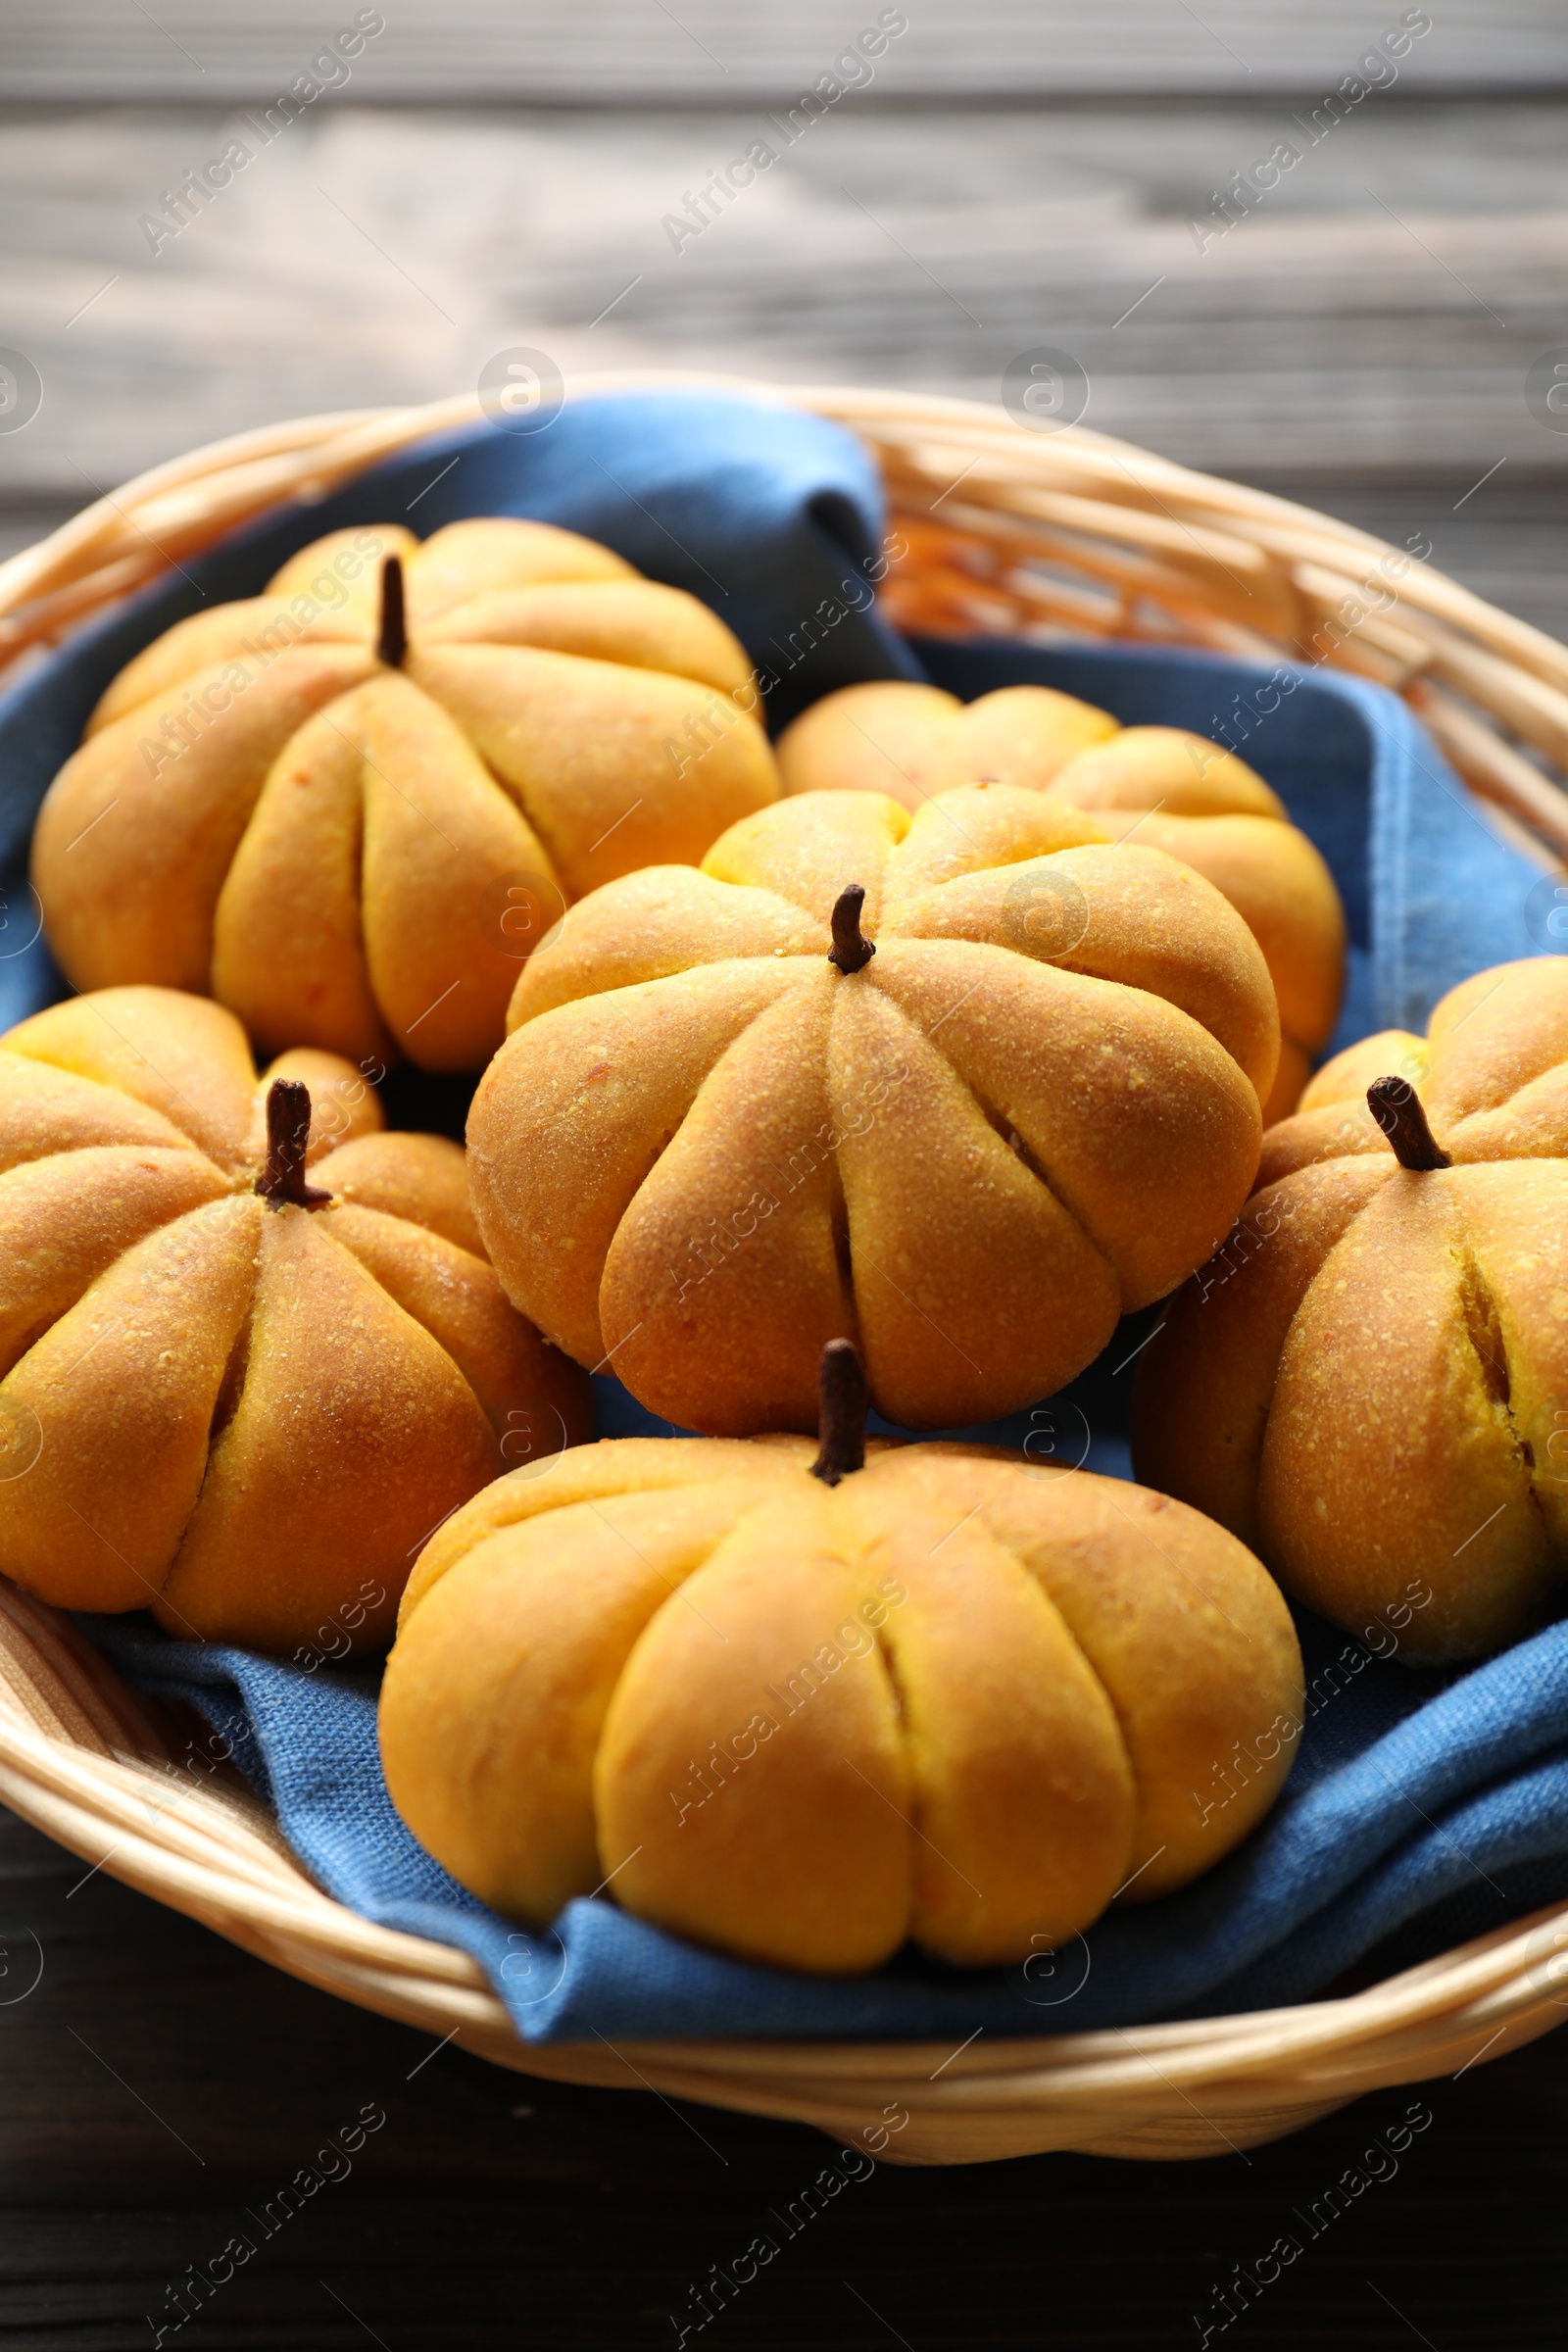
[381,1424,1302,1974]
[33,519,779,1071]
[778,683,1346,1123]
[0,986,590,1650]
[468,783,1278,1435]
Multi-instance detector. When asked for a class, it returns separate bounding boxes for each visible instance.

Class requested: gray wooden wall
[4,2,1567,98]
[1,6,1565,632]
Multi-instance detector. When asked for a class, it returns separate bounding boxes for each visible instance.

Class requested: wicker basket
[1,375,1566,2168]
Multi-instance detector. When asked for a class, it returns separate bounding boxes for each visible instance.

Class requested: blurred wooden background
[2,3,1567,637]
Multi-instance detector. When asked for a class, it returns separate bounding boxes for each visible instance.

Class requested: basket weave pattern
[4,375,1566,861]
[0,375,1565,2163]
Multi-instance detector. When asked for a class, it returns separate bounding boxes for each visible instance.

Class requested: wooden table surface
[2,1800,1564,2352]
[1,62,1567,2350]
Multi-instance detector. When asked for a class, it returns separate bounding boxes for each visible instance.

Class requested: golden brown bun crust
[0,985,589,1648]
[380,1443,1301,1974]
[34,520,780,1072]
[470,784,1276,1434]
[1134,957,1568,1660]
[778,687,1348,1117]
[313,1130,483,1257]
[776,680,1118,800]
[1260,1035,1313,1131]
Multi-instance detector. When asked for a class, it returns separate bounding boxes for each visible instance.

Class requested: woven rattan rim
[2,372,1566,864]
[0,374,1565,2162]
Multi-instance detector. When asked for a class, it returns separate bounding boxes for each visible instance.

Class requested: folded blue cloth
[82,1594,1568,2038]
[2,389,1564,2041]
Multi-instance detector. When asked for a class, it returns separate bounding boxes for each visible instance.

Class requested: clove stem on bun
[810,1338,868,1486]
[827,883,876,975]
[255,1079,334,1209]
[1367,1076,1451,1171]
[377,554,408,670]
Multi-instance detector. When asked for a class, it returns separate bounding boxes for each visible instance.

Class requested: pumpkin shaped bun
[1133,957,1568,1663]
[468,784,1280,1436]
[0,986,590,1651]
[380,1344,1303,1974]
[31,519,779,1071]
[777,682,1346,1124]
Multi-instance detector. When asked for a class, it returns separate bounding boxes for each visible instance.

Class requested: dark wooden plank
[1,1805,1565,2347]
[0,2,1564,106]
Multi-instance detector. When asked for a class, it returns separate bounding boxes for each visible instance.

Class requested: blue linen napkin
[0,387,1562,2041]
[81,1591,1568,2039]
